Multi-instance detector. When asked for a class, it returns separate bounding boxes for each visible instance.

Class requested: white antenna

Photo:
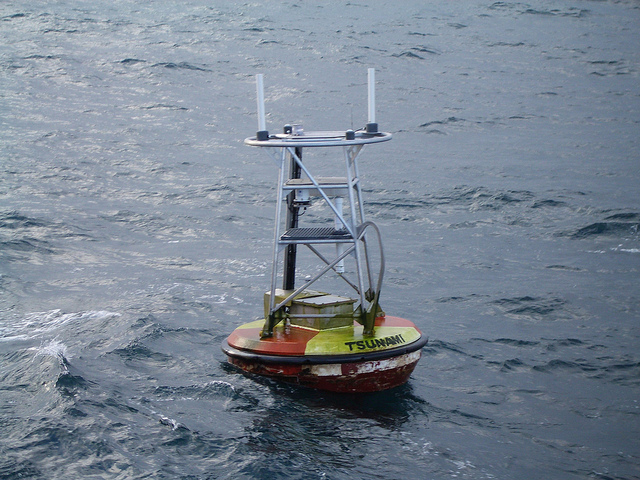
[366,68,378,133]
[256,74,268,140]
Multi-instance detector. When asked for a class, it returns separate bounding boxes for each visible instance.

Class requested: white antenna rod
[367,68,375,124]
[366,68,378,133]
[256,74,267,132]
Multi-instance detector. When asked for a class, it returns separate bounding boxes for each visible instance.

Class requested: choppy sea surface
[1,1,639,479]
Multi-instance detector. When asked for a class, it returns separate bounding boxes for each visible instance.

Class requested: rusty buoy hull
[222,315,427,393]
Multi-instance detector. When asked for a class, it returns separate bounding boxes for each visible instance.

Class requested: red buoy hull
[226,349,421,393]
[222,315,426,393]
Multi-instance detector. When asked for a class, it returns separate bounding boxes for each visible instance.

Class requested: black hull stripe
[221,335,428,365]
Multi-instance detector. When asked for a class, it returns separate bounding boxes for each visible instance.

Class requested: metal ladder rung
[284,177,353,196]
[284,177,349,187]
[280,227,354,244]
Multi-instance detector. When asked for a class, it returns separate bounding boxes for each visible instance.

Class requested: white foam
[1,310,121,342]
[612,244,640,253]
[159,416,185,431]
[36,338,70,360]
[206,380,237,396]
[34,338,71,374]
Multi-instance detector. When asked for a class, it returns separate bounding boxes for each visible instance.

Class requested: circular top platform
[244,130,392,147]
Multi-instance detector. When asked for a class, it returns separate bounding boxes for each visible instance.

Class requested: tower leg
[283,147,302,290]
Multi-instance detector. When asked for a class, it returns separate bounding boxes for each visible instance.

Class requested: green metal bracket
[363,295,383,336]
[261,309,285,338]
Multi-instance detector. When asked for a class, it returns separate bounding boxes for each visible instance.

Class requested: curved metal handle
[357,221,385,335]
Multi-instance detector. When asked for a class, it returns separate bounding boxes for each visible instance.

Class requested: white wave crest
[1,309,121,342]
[36,338,70,362]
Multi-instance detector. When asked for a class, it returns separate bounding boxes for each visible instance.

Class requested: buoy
[222,70,426,392]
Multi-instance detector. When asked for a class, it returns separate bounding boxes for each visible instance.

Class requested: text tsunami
[344,334,405,351]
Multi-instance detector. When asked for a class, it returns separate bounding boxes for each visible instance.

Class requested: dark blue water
[1,1,639,478]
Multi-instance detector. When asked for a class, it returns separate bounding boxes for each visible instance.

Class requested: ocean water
[1,1,639,479]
